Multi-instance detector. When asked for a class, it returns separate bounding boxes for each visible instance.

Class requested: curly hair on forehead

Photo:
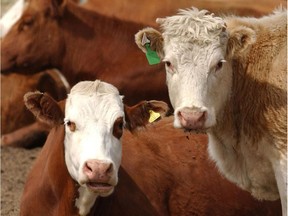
[157,7,227,44]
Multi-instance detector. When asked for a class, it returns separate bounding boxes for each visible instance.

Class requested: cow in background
[1,69,70,148]
[1,0,168,106]
[83,0,284,26]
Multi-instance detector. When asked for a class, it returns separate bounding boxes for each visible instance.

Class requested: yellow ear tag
[148,110,161,123]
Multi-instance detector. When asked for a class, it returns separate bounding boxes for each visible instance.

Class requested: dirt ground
[1,146,41,215]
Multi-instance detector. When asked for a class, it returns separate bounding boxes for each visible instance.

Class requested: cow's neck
[75,186,98,216]
[207,59,281,199]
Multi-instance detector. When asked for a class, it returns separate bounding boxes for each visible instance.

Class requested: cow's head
[24,80,169,197]
[1,0,66,73]
[135,8,256,131]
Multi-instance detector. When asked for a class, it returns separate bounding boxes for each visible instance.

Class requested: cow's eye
[215,60,226,71]
[165,61,171,67]
[113,117,124,139]
[18,15,34,32]
[66,121,76,132]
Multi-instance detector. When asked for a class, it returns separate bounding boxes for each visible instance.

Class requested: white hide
[64,80,124,193]
[154,7,287,215]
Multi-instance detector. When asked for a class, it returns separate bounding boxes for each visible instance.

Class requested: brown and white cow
[20,80,168,215]
[135,7,287,215]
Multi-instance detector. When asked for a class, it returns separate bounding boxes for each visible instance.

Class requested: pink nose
[83,159,113,182]
[178,109,206,130]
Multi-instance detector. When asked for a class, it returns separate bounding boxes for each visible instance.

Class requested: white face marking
[64,81,124,197]
[159,9,232,129]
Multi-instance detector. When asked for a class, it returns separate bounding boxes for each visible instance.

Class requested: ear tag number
[148,110,161,123]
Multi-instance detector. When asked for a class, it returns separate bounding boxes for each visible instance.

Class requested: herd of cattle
[0,0,286,215]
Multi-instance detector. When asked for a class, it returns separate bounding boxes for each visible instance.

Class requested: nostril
[84,162,93,174]
[106,163,113,174]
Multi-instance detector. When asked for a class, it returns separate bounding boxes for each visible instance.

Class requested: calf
[20,80,168,216]
[135,7,287,215]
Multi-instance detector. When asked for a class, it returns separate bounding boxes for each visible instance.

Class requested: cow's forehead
[159,8,227,47]
[65,80,124,124]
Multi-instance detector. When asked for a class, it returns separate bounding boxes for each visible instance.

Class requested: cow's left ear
[124,100,169,131]
[135,27,165,59]
[24,92,64,127]
[226,24,256,58]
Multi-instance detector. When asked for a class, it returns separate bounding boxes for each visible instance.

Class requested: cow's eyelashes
[65,120,76,132]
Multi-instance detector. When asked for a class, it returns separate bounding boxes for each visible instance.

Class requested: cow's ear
[135,27,164,58]
[124,100,169,131]
[226,24,256,58]
[24,92,64,127]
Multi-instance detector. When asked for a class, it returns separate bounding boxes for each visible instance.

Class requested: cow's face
[24,80,169,197]
[1,0,64,73]
[135,8,256,131]
[64,81,124,197]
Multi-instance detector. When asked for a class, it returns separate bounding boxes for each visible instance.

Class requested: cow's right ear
[24,92,64,127]
[124,100,170,131]
[135,27,164,59]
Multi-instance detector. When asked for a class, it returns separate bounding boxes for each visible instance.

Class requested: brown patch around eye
[67,121,76,132]
[113,117,124,139]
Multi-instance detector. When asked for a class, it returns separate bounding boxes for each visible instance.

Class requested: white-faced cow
[135,7,287,215]
[20,80,168,216]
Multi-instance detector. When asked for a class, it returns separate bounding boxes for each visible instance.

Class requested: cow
[20,79,169,215]
[83,0,284,26]
[1,69,69,147]
[0,0,168,106]
[21,86,281,216]
[135,7,287,215]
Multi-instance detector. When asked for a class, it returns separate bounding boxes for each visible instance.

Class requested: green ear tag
[145,43,161,65]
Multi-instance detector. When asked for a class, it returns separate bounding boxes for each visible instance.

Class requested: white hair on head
[70,80,120,97]
[156,7,227,44]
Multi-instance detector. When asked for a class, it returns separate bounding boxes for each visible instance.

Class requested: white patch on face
[64,81,124,192]
[164,38,232,129]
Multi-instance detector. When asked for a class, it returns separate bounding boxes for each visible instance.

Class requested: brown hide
[1,70,69,135]
[1,0,168,106]
[21,117,281,215]
[83,0,284,26]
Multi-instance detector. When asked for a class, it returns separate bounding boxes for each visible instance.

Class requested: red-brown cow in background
[83,0,284,26]
[21,89,281,215]
[1,69,69,148]
[1,0,168,106]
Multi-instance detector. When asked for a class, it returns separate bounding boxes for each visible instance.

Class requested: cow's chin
[86,182,115,196]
